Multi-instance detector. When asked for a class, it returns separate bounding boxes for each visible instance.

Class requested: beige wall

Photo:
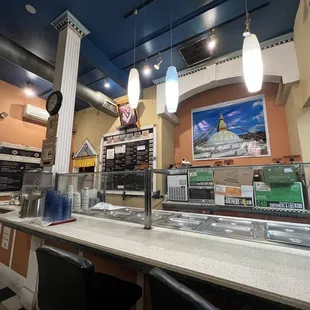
[73,86,162,160]
[72,85,175,205]
[0,80,46,148]
[285,1,310,161]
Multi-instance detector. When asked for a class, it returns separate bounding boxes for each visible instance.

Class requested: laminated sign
[254,182,304,209]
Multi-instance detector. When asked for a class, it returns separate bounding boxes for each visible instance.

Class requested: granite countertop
[0,211,310,309]
[0,202,20,212]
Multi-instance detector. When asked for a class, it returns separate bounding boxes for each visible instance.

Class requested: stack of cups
[89,189,99,209]
[62,194,72,220]
[67,185,74,203]
[82,187,90,211]
[73,192,81,212]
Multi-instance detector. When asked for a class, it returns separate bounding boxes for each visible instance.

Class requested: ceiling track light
[154,53,163,70]
[242,0,263,93]
[207,29,217,51]
[128,9,140,109]
[24,81,36,97]
[143,58,152,76]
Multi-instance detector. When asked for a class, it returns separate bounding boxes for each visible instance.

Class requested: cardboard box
[214,168,254,187]
[214,168,254,207]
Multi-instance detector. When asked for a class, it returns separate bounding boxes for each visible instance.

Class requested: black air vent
[179,38,212,67]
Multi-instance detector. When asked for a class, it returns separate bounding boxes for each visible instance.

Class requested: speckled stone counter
[0,211,309,309]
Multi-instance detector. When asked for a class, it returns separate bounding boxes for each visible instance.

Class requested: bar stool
[36,246,142,310]
[148,267,220,310]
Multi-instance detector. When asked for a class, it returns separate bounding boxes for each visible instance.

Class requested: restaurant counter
[0,208,309,309]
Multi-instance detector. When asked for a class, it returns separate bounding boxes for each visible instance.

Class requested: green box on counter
[254,182,304,209]
[262,166,296,184]
[188,168,213,186]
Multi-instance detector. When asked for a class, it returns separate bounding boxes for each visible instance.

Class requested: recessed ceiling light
[25,4,36,15]
[24,82,36,97]
[104,78,110,89]
[143,58,152,77]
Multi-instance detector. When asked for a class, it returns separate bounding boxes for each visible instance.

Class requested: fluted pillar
[52,11,90,172]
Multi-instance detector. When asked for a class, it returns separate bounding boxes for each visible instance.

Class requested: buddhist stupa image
[206,114,242,147]
[194,114,249,159]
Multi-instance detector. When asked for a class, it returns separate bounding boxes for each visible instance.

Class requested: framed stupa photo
[192,95,270,160]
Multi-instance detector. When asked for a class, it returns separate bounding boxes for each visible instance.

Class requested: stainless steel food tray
[266,222,310,247]
[197,217,255,238]
[155,214,206,231]
[126,211,170,223]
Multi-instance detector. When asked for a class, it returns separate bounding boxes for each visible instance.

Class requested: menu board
[0,143,41,193]
[101,127,155,192]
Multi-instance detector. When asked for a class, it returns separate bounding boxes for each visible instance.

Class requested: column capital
[51,10,90,37]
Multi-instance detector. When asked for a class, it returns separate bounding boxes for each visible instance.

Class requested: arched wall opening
[174,82,292,166]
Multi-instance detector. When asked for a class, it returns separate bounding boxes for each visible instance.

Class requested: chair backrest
[148,268,220,310]
[36,246,95,310]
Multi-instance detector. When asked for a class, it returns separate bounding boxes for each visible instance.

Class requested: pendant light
[128,9,140,109]
[242,0,263,93]
[165,12,179,113]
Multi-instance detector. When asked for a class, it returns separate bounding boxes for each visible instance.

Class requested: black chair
[148,267,220,310]
[36,246,142,310]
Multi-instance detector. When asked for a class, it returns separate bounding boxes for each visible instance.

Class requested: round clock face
[46,91,63,116]
[48,94,58,111]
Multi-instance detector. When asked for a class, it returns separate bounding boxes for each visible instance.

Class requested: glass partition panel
[56,170,150,227]
[22,171,54,196]
[151,164,310,248]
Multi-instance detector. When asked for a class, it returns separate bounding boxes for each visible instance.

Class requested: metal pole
[102,171,108,203]
[144,169,152,229]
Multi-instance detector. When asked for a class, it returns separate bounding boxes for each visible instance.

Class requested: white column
[51,10,90,173]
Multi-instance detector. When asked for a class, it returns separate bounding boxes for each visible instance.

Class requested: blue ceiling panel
[0,0,300,108]
[78,69,105,86]
[80,39,128,89]
[0,58,52,94]
[75,97,90,111]
[112,0,297,71]
[88,79,127,100]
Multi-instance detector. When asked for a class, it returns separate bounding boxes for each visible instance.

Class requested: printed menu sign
[102,127,154,191]
[0,143,41,193]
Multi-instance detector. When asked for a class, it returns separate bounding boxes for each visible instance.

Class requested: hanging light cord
[170,13,173,66]
[244,0,251,34]
[133,9,138,68]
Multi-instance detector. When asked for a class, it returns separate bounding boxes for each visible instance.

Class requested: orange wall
[175,83,291,166]
[0,80,46,148]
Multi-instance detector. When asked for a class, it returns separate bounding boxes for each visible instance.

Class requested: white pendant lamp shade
[128,68,140,109]
[242,33,263,93]
[165,66,179,113]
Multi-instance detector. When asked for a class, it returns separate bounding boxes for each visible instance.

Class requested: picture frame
[117,103,139,129]
[191,95,271,160]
